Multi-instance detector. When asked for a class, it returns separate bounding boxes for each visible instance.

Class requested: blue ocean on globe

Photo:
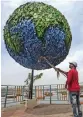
[6,19,68,70]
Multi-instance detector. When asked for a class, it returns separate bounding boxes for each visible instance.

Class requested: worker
[58,62,82,117]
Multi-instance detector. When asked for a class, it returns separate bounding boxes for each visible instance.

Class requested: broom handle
[43,57,67,78]
[43,57,57,71]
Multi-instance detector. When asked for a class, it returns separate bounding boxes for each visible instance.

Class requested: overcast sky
[1,0,83,85]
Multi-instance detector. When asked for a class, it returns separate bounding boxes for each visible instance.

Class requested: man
[58,62,82,117]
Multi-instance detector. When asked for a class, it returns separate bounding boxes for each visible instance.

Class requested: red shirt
[66,68,80,92]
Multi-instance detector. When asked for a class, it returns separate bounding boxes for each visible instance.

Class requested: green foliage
[24,72,43,86]
[4,26,23,54]
[4,2,72,53]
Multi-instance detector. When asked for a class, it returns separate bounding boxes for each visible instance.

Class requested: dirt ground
[1,104,73,117]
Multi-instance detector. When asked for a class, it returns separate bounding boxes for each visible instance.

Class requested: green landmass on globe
[4,2,71,54]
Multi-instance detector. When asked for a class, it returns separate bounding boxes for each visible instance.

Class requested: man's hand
[56,68,67,78]
[56,68,60,71]
[55,68,59,71]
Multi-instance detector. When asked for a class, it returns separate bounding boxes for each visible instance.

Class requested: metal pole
[30,69,34,99]
[4,86,8,108]
[43,86,44,100]
[35,86,36,98]
[50,85,52,104]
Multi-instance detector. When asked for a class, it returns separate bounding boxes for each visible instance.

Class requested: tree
[24,72,43,99]
[24,73,43,85]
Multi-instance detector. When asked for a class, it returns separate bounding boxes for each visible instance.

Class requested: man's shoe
[79,111,82,117]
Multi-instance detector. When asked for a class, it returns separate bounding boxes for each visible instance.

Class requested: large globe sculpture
[4,2,72,70]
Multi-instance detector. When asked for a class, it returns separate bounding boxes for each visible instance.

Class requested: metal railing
[35,84,69,104]
[1,85,29,108]
[1,83,83,108]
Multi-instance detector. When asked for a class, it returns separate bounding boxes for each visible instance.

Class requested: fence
[35,84,69,104]
[1,83,83,108]
[1,85,29,108]
[35,84,83,104]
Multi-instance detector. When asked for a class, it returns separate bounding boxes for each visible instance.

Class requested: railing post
[14,86,16,101]
[4,86,8,108]
[57,85,59,100]
[19,86,21,102]
[50,85,52,104]
[35,86,36,98]
[43,86,44,100]
[22,86,24,101]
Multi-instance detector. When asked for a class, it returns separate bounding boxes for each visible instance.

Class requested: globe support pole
[30,69,34,99]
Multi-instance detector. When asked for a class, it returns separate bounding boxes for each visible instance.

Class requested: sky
[1,0,83,85]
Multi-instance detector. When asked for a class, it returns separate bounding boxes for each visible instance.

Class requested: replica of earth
[4,2,72,70]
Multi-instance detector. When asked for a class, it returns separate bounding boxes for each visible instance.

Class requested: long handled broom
[38,56,67,79]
